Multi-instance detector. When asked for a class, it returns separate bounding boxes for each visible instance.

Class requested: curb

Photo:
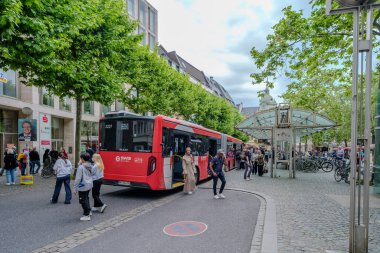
[199,186,278,253]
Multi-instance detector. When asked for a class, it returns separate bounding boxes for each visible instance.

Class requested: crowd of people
[1,145,106,221]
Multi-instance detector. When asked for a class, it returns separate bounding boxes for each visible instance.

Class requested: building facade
[0,0,158,165]
[127,0,158,51]
[158,45,235,105]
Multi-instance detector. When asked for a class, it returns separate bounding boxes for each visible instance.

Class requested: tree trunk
[344,139,348,147]
[75,96,83,175]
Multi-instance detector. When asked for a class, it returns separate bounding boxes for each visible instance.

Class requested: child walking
[91,154,107,213]
[74,153,93,221]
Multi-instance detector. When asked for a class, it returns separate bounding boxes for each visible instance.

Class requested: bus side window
[162,128,171,157]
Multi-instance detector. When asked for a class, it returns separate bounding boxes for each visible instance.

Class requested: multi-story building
[0,0,158,165]
[158,45,235,105]
[127,0,158,51]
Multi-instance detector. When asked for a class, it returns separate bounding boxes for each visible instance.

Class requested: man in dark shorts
[210,149,227,199]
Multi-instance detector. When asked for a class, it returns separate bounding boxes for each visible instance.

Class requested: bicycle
[334,160,350,184]
[310,156,334,172]
[41,159,56,178]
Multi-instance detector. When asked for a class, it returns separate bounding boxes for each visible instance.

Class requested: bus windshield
[99,118,154,152]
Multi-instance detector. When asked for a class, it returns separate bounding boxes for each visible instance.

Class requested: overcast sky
[149,0,310,107]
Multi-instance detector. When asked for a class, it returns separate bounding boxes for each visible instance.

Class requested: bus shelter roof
[236,108,337,140]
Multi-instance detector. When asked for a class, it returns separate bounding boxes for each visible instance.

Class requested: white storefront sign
[39,113,51,160]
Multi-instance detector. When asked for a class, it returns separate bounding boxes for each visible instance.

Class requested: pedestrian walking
[257,154,265,176]
[29,147,40,174]
[252,150,260,176]
[17,151,27,176]
[209,149,227,199]
[51,152,72,204]
[3,149,17,185]
[243,152,252,180]
[60,147,68,160]
[91,154,107,213]
[0,149,7,177]
[42,149,51,172]
[235,149,242,170]
[49,148,59,167]
[182,147,197,195]
[74,153,94,221]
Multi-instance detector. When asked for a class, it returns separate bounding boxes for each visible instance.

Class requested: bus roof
[101,111,242,141]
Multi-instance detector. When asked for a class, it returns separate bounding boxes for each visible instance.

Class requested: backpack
[258,156,264,166]
[5,155,16,168]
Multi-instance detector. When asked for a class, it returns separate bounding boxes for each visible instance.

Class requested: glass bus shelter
[237,104,337,178]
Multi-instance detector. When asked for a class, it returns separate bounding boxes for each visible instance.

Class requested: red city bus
[98,111,243,190]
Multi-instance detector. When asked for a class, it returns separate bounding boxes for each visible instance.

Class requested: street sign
[163,221,207,237]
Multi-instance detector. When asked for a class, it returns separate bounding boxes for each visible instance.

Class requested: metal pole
[363,6,373,251]
[349,7,360,253]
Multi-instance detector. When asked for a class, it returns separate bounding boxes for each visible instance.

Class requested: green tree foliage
[0,0,248,154]
[250,0,379,144]
[0,0,141,165]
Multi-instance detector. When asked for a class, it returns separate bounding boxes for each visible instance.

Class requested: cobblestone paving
[225,169,380,253]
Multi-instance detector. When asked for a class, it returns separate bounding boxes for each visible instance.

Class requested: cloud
[149,0,311,107]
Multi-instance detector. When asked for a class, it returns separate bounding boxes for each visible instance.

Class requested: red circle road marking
[163,221,208,237]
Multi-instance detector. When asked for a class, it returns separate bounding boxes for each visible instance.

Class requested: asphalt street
[0,176,261,253]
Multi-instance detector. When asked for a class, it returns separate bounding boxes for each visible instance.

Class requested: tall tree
[0,0,141,165]
[250,0,379,143]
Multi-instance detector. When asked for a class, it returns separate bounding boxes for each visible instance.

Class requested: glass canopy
[237,108,337,139]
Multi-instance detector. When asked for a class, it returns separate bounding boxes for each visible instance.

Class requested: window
[59,96,71,111]
[0,109,18,133]
[139,0,146,26]
[138,26,146,45]
[101,104,110,116]
[127,0,135,17]
[51,117,64,139]
[162,128,171,157]
[81,121,98,151]
[149,33,156,51]
[40,88,54,107]
[115,101,125,111]
[99,118,154,152]
[148,8,156,34]
[83,101,94,115]
[0,69,17,98]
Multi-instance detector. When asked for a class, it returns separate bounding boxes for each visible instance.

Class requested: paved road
[0,175,260,253]
[228,168,380,253]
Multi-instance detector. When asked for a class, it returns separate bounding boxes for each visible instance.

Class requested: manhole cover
[163,221,208,237]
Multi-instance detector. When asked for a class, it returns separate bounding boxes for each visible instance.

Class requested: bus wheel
[195,167,200,185]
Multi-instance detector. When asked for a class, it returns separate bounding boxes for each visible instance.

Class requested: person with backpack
[257,154,265,176]
[91,154,107,213]
[4,149,17,185]
[51,152,72,204]
[17,151,27,176]
[74,153,94,221]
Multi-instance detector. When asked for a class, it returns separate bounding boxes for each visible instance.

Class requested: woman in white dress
[182,147,197,194]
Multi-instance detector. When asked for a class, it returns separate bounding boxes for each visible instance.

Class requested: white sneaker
[188,192,193,195]
[214,195,220,199]
[11,182,15,185]
[80,215,91,221]
[5,183,10,186]
[89,211,93,216]
[91,207,99,212]
[219,194,226,199]
[100,204,107,213]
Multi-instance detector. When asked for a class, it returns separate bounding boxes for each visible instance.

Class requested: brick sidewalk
[224,169,380,253]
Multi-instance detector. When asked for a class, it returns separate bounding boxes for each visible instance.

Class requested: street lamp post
[326,1,380,252]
